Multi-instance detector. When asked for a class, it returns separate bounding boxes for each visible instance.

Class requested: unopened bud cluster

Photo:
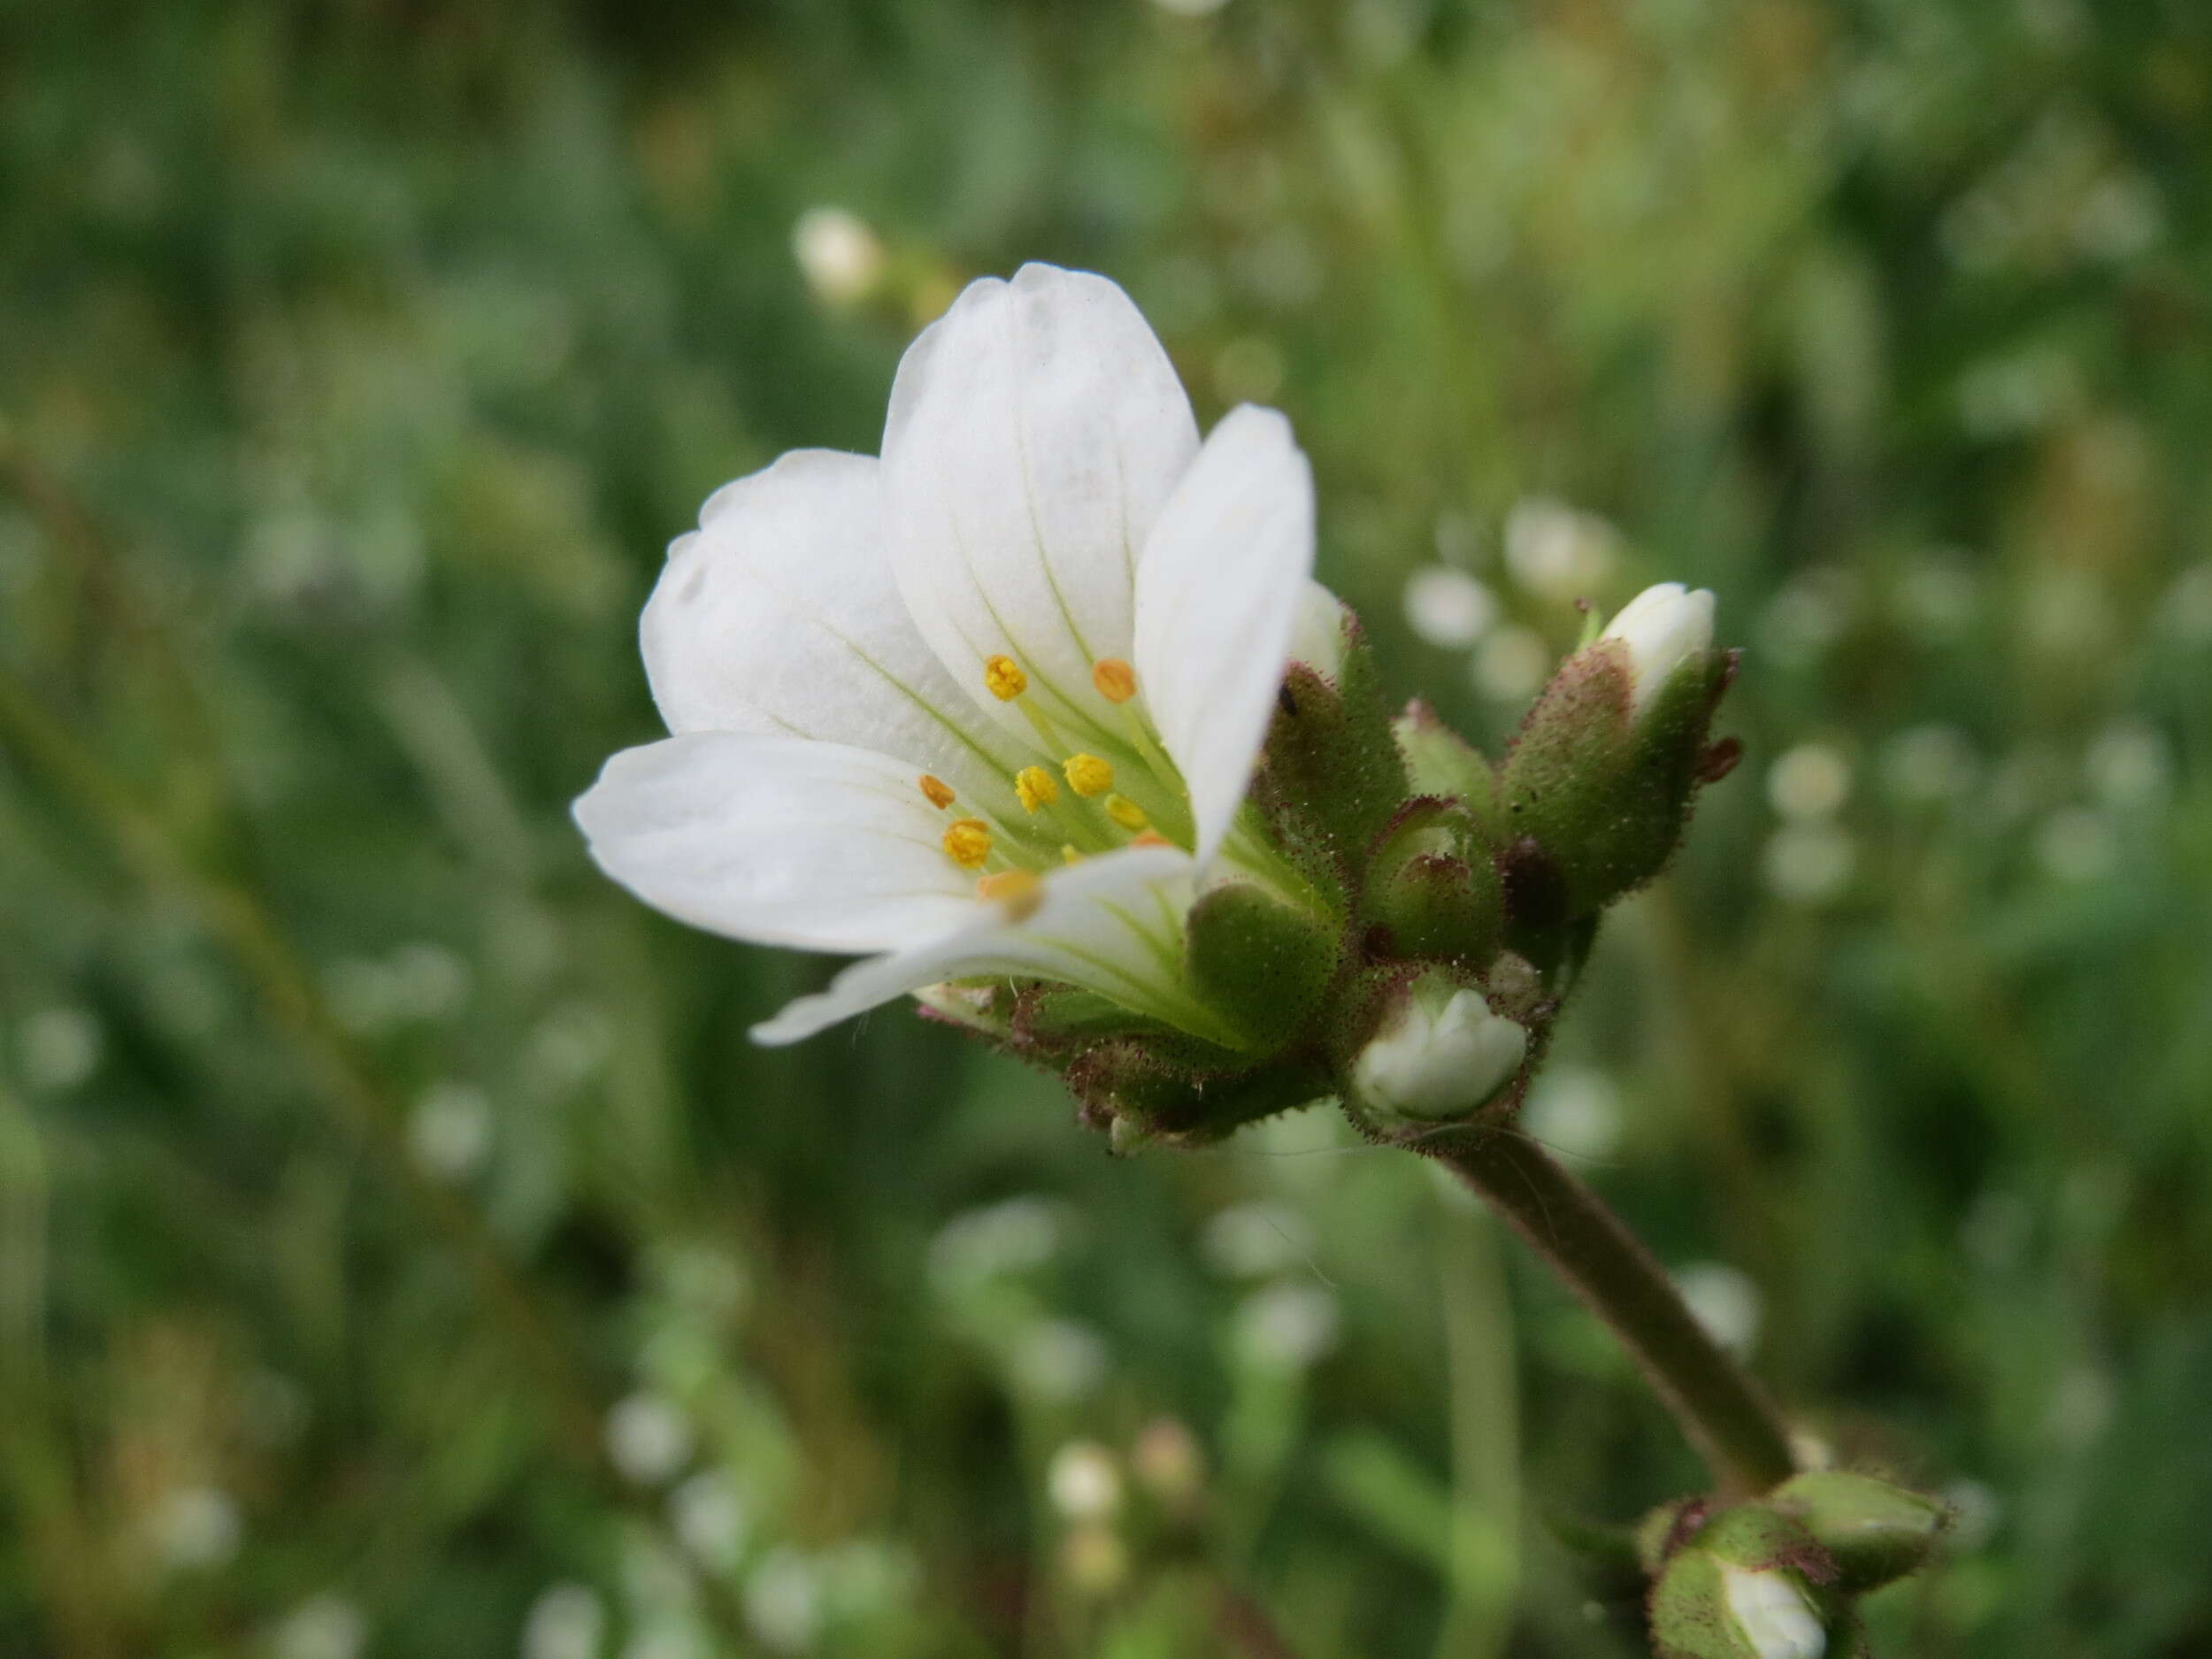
[1639,1471,1951,1658]
[927,583,1740,1150]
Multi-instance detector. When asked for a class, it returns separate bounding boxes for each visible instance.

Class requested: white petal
[1599,581,1716,718]
[1287,580,1351,680]
[751,844,1219,1046]
[1132,405,1316,863]
[882,264,1200,743]
[1352,984,1526,1121]
[1718,1564,1827,1659]
[573,733,980,954]
[641,449,1033,812]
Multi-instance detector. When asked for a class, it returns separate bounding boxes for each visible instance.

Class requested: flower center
[926,654,1199,883]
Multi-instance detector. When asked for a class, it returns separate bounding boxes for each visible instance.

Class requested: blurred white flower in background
[1046,1441,1124,1522]
[1880,724,1978,804]
[790,207,885,308]
[1010,1319,1110,1402]
[604,1393,694,1486]
[927,1196,1069,1294]
[1763,824,1855,906]
[409,1080,494,1180]
[1522,1064,1624,1164]
[1758,571,1857,669]
[1941,1479,2003,1552]
[1201,1201,1315,1280]
[18,1005,101,1092]
[2160,562,2212,642]
[1233,1281,1340,1371]
[2085,717,2171,810]
[743,1548,823,1654]
[670,1470,752,1570]
[2036,807,2116,883]
[1892,551,1979,641]
[1472,625,1552,702]
[272,1595,366,1659]
[1503,497,1618,604]
[147,1485,242,1574]
[1131,1417,1206,1505]
[1402,565,1496,649]
[1766,743,1853,822]
[523,1585,606,1659]
[1674,1262,1763,1357]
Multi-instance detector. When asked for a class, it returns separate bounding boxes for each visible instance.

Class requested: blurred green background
[5,1,2212,1655]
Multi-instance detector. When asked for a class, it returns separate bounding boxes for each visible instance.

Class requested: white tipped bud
[1352,978,1527,1124]
[1718,1563,1827,1659]
[1601,582,1717,717]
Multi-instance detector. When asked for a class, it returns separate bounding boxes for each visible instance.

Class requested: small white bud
[1717,1563,1826,1659]
[1352,979,1527,1124]
[1600,582,1717,717]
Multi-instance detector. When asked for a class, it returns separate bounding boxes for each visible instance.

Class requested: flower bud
[1252,621,1409,869]
[1644,1502,1841,1659]
[1392,701,1500,832]
[1649,1554,1832,1659]
[1499,582,1738,920]
[1769,1471,1950,1595]
[1346,971,1528,1129]
[1363,799,1504,964]
[1604,582,1717,717]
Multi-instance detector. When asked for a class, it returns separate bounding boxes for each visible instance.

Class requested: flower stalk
[1417,1125,1798,1501]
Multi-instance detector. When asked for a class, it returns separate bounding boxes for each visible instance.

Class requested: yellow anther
[1063,752,1114,797]
[918,773,956,810]
[1062,845,1085,865]
[982,655,1028,701]
[1104,794,1149,833]
[1131,830,1171,849]
[1014,765,1060,812]
[1092,657,1138,704]
[975,868,1043,921]
[941,818,993,869]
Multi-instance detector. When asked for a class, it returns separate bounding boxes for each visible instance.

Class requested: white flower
[791,207,885,306]
[1350,980,1526,1123]
[1717,1563,1826,1659]
[1045,1441,1124,1522]
[576,265,1323,1045]
[1600,581,1717,717]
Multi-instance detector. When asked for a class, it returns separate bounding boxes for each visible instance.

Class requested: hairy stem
[1421,1127,1796,1500]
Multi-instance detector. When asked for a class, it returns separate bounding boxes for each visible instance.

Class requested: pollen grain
[982,655,1028,702]
[941,818,994,869]
[1014,765,1060,812]
[1063,752,1115,797]
[975,868,1043,921]
[1092,657,1138,703]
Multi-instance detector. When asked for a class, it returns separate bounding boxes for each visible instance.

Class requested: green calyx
[1185,878,1347,1052]
[1769,1471,1951,1595]
[1361,796,1506,965]
[1392,700,1501,833]
[1500,639,1739,920]
[1250,618,1409,874]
